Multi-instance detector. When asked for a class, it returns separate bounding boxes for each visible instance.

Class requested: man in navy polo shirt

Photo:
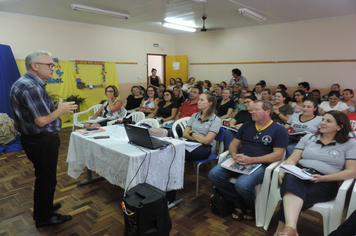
[10,50,77,228]
[209,100,288,221]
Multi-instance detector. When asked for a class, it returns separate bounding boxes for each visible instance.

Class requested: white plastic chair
[135,118,160,128]
[264,163,354,236]
[172,117,190,139]
[347,180,356,218]
[221,117,232,125]
[72,104,102,131]
[218,151,284,227]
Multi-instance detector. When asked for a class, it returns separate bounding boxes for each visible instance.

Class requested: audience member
[311,89,322,104]
[176,80,189,99]
[276,84,292,104]
[209,100,288,221]
[298,82,310,97]
[147,90,178,124]
[204,80,212,91]
[285,98,322,156]
[223,95,257,150]
[329,209,356,236]
[254,82,263,100]
[291,90,306,114]
[9,50,76,227]
[124,85,144,111]
[214,85,223,100]
[231,84,242,102]
[274,111,356,236]
[216,88,234,119]
[323,83,341,101]
[167,78,176,90]
[168,85,202,137]
[157,83,166,100]
[229,68,248,88]
[272,91,293,124]
[173,86,186,107]
[84,85,123,128]
[196,80,205,89]
[342,89,356,113]
[231,89,248,118]
[221,81,227,88]
[183,91,221,161]
[252,80,266,93]
[148,68,161,89]
[262,88,273,103]
[319,91,349,115]
[176,77,182,82]
[137,85,160,116]
[182,77,195,93]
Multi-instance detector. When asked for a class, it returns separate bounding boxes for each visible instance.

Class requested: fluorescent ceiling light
[71,4,130,19]
[238,8,266,22]
[164,17,197,28]
[162,23,196,32]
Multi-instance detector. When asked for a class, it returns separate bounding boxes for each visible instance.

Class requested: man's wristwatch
[161,119,164,124]
[189,130,194,136]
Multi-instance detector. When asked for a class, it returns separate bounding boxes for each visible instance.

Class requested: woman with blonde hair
[137,85,160,116]
[124,85,143,111]
[182,77,195,93]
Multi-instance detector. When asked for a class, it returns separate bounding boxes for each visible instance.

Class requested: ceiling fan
[200,15,223,32]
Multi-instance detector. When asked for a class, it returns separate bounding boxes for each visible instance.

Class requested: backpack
[0,113,18,146]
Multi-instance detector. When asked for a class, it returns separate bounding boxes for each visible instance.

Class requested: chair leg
[196,163,201,198]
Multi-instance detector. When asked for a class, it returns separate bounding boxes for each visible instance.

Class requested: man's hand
[232,154,253,165]
[57,98,78,115]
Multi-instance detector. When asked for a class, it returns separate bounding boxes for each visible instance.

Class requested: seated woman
[167,78,176,91]
[173,86,185,107]
[276,84,292,104]
[272,91,293,124]
[137,85,160,116]
[147,90,179,125]
[290,90,306,114]
[204,80,212,92]
[342,89,356,113]
[214,85,223,100]
[84,85,123,127]
[223,95,257,150]
[216,88,235,119]
[319,91,349,115]
[123,85,143,111]
[182,77,195,93]
[157,84,166,100]
[262,88,273,103]
[183,91,221,161]
[274,111,356,236]
[285,98,322,157]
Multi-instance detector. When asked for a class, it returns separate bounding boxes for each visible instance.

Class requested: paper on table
[86,117,109,124]
[280,165,313,180]
[185,141,202,152]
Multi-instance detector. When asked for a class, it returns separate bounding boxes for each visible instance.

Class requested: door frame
[147,54,166,86]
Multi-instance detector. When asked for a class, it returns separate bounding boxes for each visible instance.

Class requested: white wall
[175,16,356,90]
[0,12,176,84]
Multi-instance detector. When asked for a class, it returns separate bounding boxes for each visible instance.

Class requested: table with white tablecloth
[67,125,185,191]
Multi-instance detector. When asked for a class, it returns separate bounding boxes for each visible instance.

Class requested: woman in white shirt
[319,91,349,115]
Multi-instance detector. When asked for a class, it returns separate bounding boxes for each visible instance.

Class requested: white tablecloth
[67,125,185,191]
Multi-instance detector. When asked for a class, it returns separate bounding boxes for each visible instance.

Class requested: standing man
[229,68,249,89]
[10,50,77,228]
[209,100,288,221]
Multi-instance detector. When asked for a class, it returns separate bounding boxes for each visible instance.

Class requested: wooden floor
[0,127,346,236]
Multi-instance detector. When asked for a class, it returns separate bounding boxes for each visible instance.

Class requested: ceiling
[1,0,356,35]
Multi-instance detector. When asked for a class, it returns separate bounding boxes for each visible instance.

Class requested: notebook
[124,124,171,149]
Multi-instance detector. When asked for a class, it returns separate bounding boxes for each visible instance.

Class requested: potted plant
[65,95,87,112]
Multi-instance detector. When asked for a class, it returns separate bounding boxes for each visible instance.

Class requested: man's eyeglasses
[36,62,56,69]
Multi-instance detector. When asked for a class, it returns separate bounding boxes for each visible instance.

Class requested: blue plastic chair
[186,127,225,197]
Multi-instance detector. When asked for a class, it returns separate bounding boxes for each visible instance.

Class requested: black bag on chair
[210,188,234,217]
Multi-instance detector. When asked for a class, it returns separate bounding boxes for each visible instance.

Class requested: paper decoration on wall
[75,60,107,89]
[46,58,64,84]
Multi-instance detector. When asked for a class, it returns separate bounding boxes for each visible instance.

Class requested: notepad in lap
[221,157,262,175]
[280,165,313,180]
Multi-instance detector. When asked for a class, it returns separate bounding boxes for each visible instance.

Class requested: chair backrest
[127,111,145,123]
[215,127,225,142]
[92,104,102,114]
[172,117,191,139]
[135,118,160,128]
[119,107,127,119]
[72,104,102,131]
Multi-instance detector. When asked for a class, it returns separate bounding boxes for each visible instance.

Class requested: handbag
[210,188,234,217]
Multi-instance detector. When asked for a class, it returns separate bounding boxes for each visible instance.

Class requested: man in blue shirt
[10,50,77,228]
[209,100,288,221]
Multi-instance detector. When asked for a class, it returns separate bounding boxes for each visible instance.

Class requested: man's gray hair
[25,50,52,71]
[257,100,273,119]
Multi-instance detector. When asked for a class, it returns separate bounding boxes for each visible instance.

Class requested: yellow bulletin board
[165,55,188,83]
[15,59,119,127]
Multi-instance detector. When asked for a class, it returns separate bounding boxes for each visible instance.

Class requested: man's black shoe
[35,213,72,228]
[33,203,62,220]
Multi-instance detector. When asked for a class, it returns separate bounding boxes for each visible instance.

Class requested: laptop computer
[124,124,171,149]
